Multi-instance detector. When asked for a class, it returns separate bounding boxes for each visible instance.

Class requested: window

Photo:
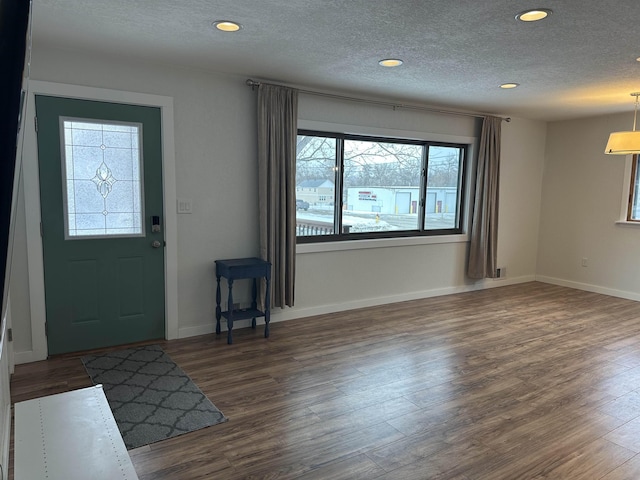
[296,131,468,242]
[628,154,640,221]
[62,118,144,238]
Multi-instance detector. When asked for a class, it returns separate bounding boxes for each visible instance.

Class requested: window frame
[296,129,470,244]
[627,154,640,222]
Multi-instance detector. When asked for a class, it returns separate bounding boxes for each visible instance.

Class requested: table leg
[264,274,271,338]
[227,278,234,344]
[251,278,257,329]
[215,275,221,335]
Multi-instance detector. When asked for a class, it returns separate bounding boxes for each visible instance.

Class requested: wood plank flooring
[10,282,640,479]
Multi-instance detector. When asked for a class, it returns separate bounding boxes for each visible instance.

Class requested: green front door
[35,95,165,355]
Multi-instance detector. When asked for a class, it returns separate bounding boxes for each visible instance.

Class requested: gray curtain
[257,84,298,307]
[467,116,501,279]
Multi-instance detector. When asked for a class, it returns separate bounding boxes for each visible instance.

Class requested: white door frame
[17,80,178,363]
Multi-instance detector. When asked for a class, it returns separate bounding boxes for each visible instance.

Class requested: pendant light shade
[605,92,640,155]
[604,131,640,155]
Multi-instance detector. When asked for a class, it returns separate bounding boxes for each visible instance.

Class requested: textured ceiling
[31,0,640,121]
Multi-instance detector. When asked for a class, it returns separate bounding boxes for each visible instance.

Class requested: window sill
[615,220,640,228]
[296,233,469,254]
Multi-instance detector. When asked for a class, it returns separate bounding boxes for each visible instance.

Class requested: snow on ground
[296,210,396,232]
[296,207,457,232]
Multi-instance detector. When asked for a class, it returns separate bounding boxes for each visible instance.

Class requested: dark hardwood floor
[10,282,640,479]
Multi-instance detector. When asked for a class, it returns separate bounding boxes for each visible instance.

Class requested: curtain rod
[245,79,511,122]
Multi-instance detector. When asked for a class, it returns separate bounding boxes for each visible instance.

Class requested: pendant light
[605,92,640,155]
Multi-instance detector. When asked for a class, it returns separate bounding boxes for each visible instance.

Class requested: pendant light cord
[633,92,640,131]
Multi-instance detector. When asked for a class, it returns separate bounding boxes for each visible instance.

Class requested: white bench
[14,385,138,480]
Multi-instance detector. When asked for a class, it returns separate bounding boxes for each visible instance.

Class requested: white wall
[538,114,640,299]
[9,178,31,353]
[11,44,546,357]
[27,47,260,344]
[287,98,546,320]
[499,118,547,278]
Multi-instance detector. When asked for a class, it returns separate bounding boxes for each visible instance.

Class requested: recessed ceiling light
[515,8,552,22]
[500,83,520,89]
[212,20,242,32]
[378,59,403,68]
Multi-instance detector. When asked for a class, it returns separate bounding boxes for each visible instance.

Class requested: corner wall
[537,114,640,299]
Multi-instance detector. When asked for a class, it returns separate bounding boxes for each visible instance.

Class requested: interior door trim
[18,80,178,363]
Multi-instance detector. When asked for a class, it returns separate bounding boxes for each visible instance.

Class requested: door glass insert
[61,118,144,238]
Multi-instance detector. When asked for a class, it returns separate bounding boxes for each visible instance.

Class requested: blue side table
[215,257,271,344]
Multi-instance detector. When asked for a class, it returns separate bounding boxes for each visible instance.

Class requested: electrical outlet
[496,266,506,278]
[581,257,588,267]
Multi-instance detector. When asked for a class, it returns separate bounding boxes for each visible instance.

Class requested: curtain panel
[467,116,502,279]
[257,84,299,307]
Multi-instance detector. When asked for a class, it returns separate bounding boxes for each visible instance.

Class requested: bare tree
[297,136,459,188]
[297,136,336,183]
[427,152,459,187]
[343,140,421,187]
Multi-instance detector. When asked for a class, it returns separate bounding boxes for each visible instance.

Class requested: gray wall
[11,45,547,358]
[538,114,640,299]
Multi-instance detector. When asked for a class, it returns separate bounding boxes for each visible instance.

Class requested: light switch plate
[177,198,193,214]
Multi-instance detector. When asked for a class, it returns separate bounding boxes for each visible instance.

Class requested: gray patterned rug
[82,344,227,449]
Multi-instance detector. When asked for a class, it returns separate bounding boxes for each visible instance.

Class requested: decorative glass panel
[61,119,144,238]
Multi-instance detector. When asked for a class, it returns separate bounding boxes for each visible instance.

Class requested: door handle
[151,240,162,248]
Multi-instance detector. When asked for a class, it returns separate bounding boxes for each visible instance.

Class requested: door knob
[151,240,162,248]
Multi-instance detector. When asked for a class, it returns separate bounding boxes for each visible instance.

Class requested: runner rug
[82,344,227,449]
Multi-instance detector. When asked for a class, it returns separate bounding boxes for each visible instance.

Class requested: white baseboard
[177,274,535,339]
[16,275,537,349]
[178,324,217,338]
[13,350,45,365]
[536,276,640,302]
[17,275,636,360]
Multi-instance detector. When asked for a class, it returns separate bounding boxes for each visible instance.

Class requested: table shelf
[220,307,265,321]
